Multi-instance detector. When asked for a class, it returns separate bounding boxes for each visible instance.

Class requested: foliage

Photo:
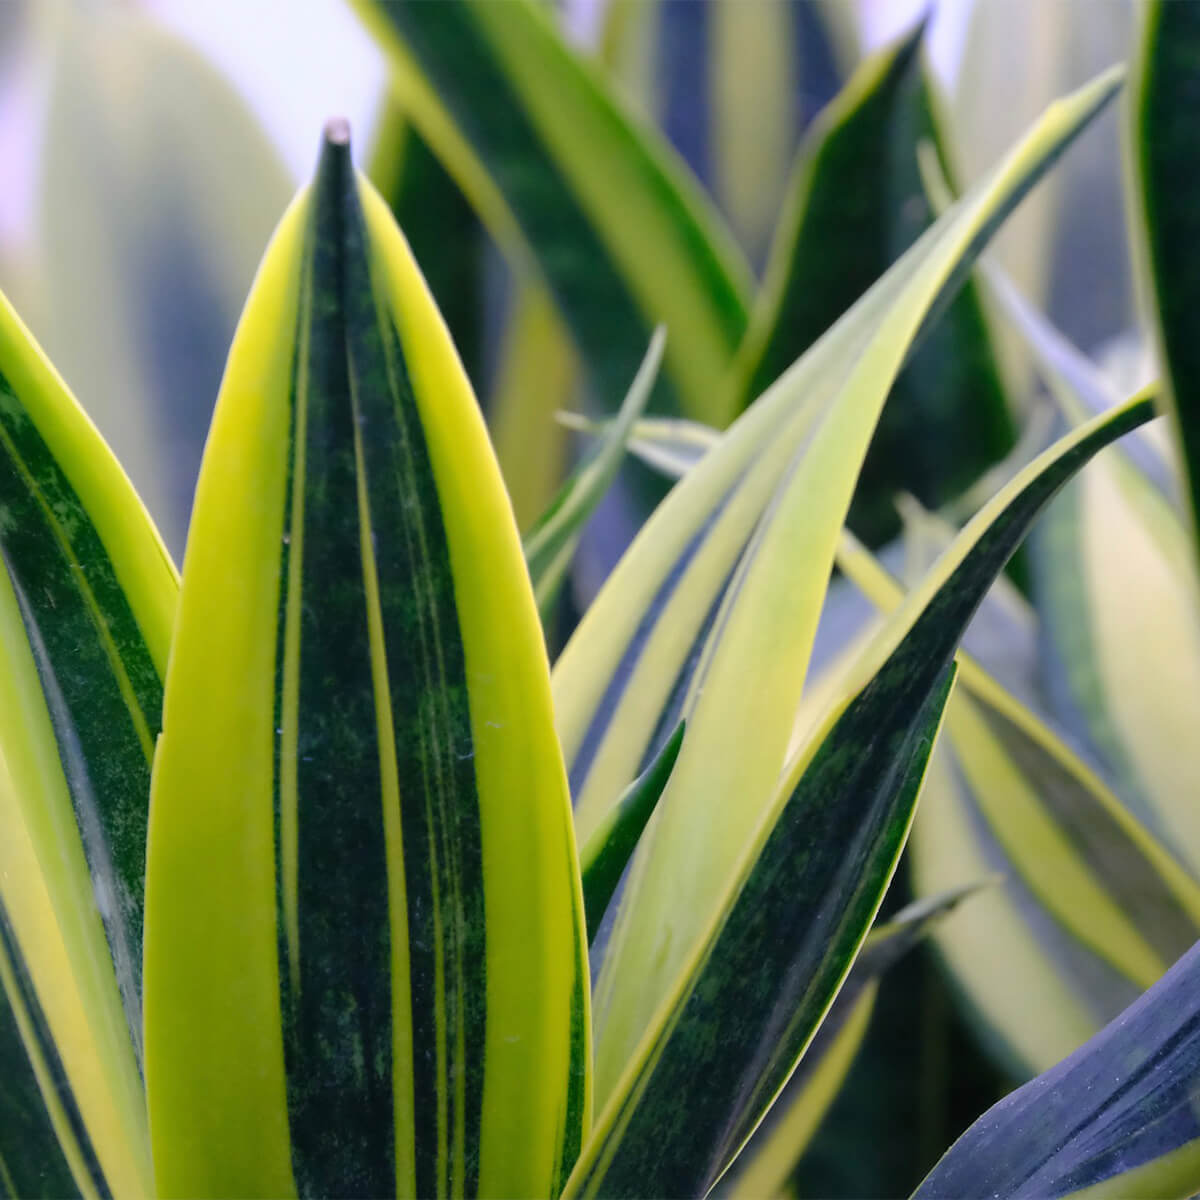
[1,3,1200,1199]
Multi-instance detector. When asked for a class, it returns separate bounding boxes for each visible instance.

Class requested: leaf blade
[348,0,752,424]
[0,283,173,1197]
[144,129,588,1199]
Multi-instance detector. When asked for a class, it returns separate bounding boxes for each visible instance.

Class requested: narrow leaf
[347,0,752,424]
[144,125,589,1199]
[0,282,175,1197]
[567,387,1156,1200]
[563,68,1122,1107]
[578,721,684,945]
[731,22,1013,543]
[837,521,1200,1073]
[986,269,1200,874]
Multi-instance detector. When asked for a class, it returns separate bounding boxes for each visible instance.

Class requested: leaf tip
[323,116,352,148]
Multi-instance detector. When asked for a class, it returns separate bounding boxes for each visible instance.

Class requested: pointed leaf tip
[324,117,352,148]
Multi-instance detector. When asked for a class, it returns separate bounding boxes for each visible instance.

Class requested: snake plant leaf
[836,519,1200,1074]
[346,0,752,426]
[723,885,989,1200]
[0,285,175,1198]
[37,7,292,555]
[367,90,487,392]
[552,67,1121,1108]
[731,22,1013,545]
[600,0,842,263]
[143,125,588,1200]
[0,900,81,1200]
[567,385,1155,1200]
[578,721,684,945]
[1130,0,1200,557]
[565,662,959,1200]
[985,269,1200,875]
[523,328,663,627]
[914,933,1200,1200]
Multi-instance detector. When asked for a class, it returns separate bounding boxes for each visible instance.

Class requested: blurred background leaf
[599,0,843,267]
[34,7,292,557]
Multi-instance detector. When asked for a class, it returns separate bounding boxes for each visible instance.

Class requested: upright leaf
[144,126,589,1200]
[732,23,1013,543]
[1130,0,1200,558]
[554,68,1122,1108]
[347,0,752,425]
[0,284,176,1195]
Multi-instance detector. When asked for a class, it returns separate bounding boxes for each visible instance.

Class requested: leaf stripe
[969,692,1199,969]
[0,372,161,1048]
[566,492,732,803]
[271,134,492,1198]
[365,256,485,1200]
[0,896,108,1200]
[273,140,391,1197]
[947,743,1141,1026]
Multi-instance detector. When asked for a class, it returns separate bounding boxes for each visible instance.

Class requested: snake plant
[3,3,1200,1198]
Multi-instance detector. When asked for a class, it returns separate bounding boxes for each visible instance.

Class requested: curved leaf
[347,0,752,425]
[837,522,1200,1074]
[731,23,1013,542]
[143,126,588,1199]
[566,385,1155,1200]
[986,269,1200,874]
[0,283,174,1197]
[556,67,1122,1109]
[914,935,1200,1199]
